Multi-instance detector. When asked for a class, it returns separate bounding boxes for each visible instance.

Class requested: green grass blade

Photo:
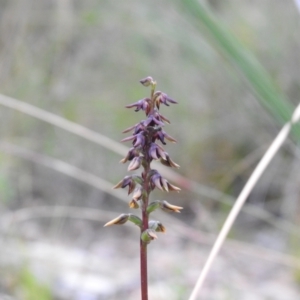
[179,0,300,138]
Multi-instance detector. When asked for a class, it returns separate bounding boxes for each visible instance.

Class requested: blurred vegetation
[0,0,300,299]
[18,267,52,300]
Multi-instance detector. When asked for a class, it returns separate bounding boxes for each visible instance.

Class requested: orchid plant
[104,77,182,300]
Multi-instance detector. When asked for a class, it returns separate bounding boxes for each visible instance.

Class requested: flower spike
[105,77,182,297]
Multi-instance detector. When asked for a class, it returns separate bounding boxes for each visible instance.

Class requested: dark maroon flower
[128,156,143,171]
[113,175,136,194]
[121,132,145,148]
[153,112,170,124]
[154,129,177,145]
[149,170,181,192]
[123,122,146,135]
[125,98,151,113]
[148,143,167,160]
[153,91,177,109]
[160,153,180,168]
[143,115,164,127]
[120,147,139,163]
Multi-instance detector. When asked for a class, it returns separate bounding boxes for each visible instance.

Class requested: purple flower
[123,122,146,135]
[149,170,181,192]
[121,132,145,148]
[148,143,167,160]
[125,98,151,113]
[139,76,154,87]
[143,115,165,127]
[128,156,143,171]
[113,175,136,195]
[153,111,171,124]
[120,147,139,163]
[153,91,177,109]
[160,153,180,168]
[154,129,177,145]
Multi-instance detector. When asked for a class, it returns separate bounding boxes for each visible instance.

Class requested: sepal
[146,201,160,214]
[141,229,157,244]
[128,214,142,227]
[160,200,183,213]
[103,214,129,227]
[129,199,139,209]
[149,220,166,233]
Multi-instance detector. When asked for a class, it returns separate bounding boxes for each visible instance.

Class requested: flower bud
[104,214,129,227]
[129,199,139,209]
[141,229,157,244]
[139,76,154,87]
[161,200,183,213]
[132,187,143,201]
[149,220,166,233]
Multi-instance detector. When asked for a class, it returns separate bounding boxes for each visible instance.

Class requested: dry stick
[0,94,298,237]
[189,102,300,300]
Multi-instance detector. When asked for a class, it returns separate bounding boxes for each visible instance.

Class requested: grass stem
[189,102,300,300]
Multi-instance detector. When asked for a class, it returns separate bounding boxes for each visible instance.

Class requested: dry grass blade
[0,93,128,156]
[0,206,118,229]
[189,102,300,300]
[0,142,127,203]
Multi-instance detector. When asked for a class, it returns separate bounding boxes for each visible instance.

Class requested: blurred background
[0,0,300,299]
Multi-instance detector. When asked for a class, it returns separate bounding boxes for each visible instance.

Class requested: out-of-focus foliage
[180,0,299,132]
[18,267,52,300]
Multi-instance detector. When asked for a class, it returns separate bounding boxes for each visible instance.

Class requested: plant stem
[140,221,148,300]
[140,80,157,300]
[140,156,150,299]
[140,177,149,299]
